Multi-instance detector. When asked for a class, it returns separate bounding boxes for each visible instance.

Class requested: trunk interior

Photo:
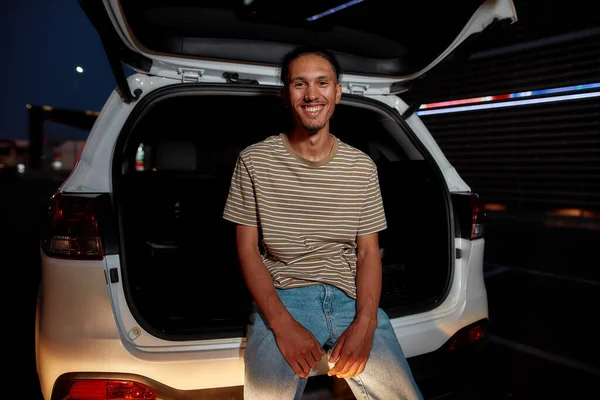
[114,86,452,340]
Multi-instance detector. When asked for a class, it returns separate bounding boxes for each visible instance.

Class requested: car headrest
[155,140,196,171]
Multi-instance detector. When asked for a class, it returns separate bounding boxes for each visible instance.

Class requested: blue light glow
[508,82,600,98]
[307,0,365,22]
[416,91,600,116]
[418,82,600,111]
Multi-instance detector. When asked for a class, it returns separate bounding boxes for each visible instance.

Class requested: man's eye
[294,82,305,87]
[319,81,329,86]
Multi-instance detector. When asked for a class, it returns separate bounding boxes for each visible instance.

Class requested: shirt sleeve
[357,168,387,236]
[223,152,259,227]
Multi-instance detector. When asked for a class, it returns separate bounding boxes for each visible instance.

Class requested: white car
[36,0,517,399]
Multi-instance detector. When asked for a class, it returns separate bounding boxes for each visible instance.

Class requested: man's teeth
[306,106,322,112]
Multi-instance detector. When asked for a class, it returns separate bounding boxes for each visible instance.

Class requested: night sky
[1,0,120,140]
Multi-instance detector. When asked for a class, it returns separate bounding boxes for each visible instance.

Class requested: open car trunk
[114,85,453,340]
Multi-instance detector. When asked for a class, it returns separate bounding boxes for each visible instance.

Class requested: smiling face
[284,54,342,134]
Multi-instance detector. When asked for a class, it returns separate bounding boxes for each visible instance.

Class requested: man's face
[285,54,342,133]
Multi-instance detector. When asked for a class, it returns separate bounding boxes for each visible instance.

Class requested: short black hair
[280,45,342,86]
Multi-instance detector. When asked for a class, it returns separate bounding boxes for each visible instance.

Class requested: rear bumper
[39,243,489,398]
[48,319,489,400]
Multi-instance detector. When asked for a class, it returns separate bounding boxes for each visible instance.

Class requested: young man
[223,45,423,400]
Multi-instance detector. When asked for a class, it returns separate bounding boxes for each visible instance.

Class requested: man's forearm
[237,246,293,333]
[355,241,382,328]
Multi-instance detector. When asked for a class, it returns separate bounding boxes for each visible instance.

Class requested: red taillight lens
[470,193,486,240]
[448,324,487,352]
[66,380,156,400]
[42,193,104,259]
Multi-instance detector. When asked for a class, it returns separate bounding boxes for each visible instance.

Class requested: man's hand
[272,318,326,379]
[327,319,376,378]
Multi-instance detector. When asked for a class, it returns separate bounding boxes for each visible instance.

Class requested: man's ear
[335,83,342,104]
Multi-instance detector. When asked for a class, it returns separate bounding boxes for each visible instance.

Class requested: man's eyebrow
[289,75,332,82]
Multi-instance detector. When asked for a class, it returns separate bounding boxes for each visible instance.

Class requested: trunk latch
[178,67,204,83]
[348,83,370,95]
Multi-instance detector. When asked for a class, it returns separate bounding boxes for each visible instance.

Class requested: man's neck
[286,128,333,162]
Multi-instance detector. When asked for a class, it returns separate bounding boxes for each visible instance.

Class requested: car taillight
[66,380,156,400]
[447,322,488,352]
[452,192,487,240]
[42,193,104,260]
[470,193,486,240]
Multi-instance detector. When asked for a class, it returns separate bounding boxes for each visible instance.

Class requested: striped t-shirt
[223,133,387,299]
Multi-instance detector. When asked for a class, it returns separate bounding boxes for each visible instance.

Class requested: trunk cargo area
[114,86,453,340]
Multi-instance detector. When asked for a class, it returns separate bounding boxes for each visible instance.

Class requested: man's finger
[327,359,340,375]
[328,355,348,376]
[337,361,360,378]
[291,362,307,379]
[329,337,345,363]
[335,358,354,377]
[311,348,324,364]
[298,358,312,376]
[355,360,367,377]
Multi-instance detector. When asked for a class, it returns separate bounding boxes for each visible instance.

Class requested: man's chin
[301,122,325,133]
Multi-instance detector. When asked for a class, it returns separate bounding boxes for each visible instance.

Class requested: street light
[74,66,84,96]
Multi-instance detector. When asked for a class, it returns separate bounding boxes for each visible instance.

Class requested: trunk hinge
[347,83,370,95]
[178,67,204,83]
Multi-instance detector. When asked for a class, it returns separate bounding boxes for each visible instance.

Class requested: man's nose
[304,86,319,101]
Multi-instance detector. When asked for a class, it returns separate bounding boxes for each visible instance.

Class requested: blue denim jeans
[243,284,423,400]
